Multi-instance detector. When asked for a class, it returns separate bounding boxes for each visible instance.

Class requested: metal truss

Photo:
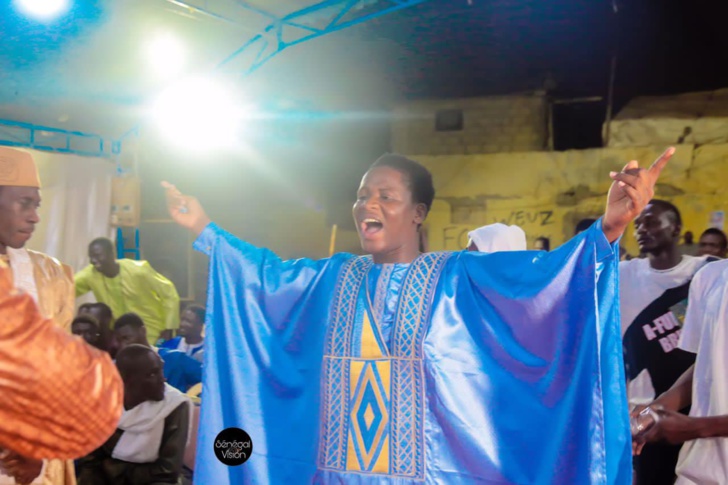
[0,1,427,156]
[165,0,428,75]
[0,118,116,158]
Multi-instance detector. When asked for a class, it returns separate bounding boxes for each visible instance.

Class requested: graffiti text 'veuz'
[495,210,554,227]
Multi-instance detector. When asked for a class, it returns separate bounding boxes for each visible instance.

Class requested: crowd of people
[0,146,203,484]
[1,143,727,484]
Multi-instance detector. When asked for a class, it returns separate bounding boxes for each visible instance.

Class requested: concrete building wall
[392,93,548,156]
[418,144,728,256]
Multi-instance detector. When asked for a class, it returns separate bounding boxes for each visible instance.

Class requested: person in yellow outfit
[0,146,80,485]
[0,261,123,484]
[75,238,180,345]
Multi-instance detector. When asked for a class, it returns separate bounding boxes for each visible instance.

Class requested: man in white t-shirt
[620,200,715,485]
[634,258,728,484]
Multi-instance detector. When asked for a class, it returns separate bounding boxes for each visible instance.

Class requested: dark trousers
[633,441,680,485]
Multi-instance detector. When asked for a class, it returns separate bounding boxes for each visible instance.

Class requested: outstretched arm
[161,181,340,326]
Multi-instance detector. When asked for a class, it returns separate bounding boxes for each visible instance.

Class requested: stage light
[150,77,245,151]
[145,32,186,79]
[14,0,69,20]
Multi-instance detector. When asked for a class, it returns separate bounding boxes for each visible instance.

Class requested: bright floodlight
[151,77,243,151]
[145,33,186,79]
[15,0,69,19]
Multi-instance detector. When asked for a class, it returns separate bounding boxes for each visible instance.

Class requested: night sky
[368,0,728,108]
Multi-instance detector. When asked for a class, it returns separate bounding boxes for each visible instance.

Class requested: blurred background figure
[71,315,104,351]
[160,305,205,363]
[534,236,550,251]
[114,313,201,393]
[77,345,190,485]
[697,228,728,258]
[680,231,697,256]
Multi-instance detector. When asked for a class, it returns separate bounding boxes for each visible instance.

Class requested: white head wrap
[467,223,527,252]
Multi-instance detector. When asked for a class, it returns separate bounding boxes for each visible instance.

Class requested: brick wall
[391,93,548,155]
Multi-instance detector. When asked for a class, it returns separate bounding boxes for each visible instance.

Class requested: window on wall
[435,109,464,131]
[551,99,605,150]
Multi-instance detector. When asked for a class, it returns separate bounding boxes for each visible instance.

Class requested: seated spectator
[71,315,104,351]
[114,313,201,393]
[160,305,205,363]
[79,302,117,357]
[77,345,191,485]
[697,228,728,258]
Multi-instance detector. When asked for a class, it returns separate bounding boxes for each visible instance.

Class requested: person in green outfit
[75,237,180,345]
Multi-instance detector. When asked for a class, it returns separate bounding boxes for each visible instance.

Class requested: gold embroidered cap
[0,147,40,188]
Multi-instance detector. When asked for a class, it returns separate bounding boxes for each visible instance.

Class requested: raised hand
[602,147,675,242]
[161,181,211,236]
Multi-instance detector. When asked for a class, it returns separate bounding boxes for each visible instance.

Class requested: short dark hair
[72,315,99,331]
[89,237,115,255]
[369,154,435,213]
[575,218,597,235]
[114,313,145,332]
[116,344,156,380]
[700,228,728,250]
[648,199,682,227]
[79,302,113,321]
[185,304,206,325]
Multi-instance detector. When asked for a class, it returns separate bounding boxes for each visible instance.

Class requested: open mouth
[360,218,383,237]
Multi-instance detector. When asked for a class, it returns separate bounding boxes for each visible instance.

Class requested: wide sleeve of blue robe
[192,223,353,484]
[423,220,630,484]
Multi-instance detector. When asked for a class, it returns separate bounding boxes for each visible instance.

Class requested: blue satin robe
[193,221,630,484]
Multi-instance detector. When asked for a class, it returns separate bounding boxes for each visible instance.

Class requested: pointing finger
[648,147,675,177]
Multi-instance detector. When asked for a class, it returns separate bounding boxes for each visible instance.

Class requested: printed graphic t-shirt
[620,256,713,402]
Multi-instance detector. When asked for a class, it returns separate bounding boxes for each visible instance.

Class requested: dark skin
[88,242,120,278]
[178,309,203,345]
[352,166,426,264]
[698,233,727,258]
[114,325,149,352]
[79,306,118,356]
[0,451,42,484]
[162,148,674,258]
[633,203,682,270]
[72,321,102,348]
[120,351,166,410]
[534,237,550,251]
[0,186,41,255]
[632,365,728,454]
